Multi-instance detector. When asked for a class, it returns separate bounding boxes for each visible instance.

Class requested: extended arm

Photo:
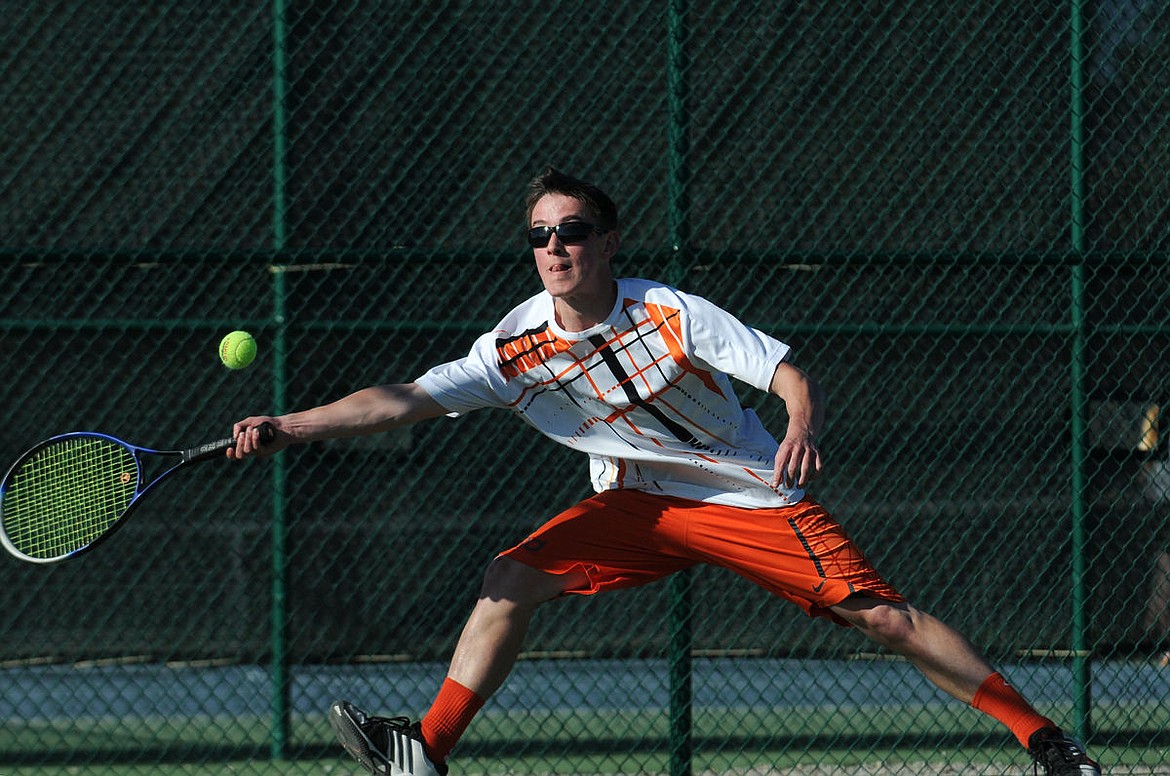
[227,382,448,458]
[768,361,826,489]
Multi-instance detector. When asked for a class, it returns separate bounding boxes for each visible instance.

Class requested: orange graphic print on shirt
[494,298,731,450]
[417,278,797,507]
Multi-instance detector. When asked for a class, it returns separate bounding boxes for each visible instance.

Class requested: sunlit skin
[528,193,621,332]
[229,191,1002,722]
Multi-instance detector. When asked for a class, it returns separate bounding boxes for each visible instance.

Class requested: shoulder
[491,289,555,336]
[617,277,728,319]
[619,276,677,296]
[617,277,694,307]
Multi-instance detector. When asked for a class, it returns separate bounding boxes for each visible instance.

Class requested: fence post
[269,0,292,756]
[668,573,693,776]
[268,268,291,759]
[667,1,693,774]
[1067,0,1092,741]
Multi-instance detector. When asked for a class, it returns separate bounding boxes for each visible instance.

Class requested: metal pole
[1067,0,1092,741]
[269,268,291,759]
[666,1,692,774]
[269,0,291,759]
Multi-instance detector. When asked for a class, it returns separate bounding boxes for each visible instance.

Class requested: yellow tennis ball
[218,330,257,370]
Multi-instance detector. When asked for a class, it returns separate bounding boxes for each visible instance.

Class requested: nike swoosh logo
[812,581,826,592]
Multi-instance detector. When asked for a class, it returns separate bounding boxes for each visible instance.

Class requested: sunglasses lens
[527,226,553,248]
[554,223,593,244]
[527,222,599,248]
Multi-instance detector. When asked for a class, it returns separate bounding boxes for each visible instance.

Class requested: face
[529,193,619,321]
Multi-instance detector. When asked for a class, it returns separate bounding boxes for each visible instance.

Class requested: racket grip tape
[187,421,277,462]
[256,422,276,445]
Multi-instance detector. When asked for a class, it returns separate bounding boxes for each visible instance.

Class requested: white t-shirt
[416,277,800,507]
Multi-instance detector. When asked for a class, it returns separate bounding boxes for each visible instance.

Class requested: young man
[228,168,1101,776]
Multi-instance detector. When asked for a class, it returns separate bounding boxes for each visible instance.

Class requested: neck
[553,281,618,332]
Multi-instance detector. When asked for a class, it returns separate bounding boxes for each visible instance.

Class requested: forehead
[530,193,595,225]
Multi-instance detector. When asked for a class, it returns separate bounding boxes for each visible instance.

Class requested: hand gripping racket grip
[186,421,276,463]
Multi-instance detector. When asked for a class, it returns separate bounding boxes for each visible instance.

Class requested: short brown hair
[525,167,619,231]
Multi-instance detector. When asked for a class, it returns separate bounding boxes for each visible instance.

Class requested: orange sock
[971,672,1055,748]
[420,677,486,764]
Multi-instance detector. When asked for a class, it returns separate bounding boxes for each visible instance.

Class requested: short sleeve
[676,290,791,392]
[415,330,510,415]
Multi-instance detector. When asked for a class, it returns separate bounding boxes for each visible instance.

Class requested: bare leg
[1147,550,1170,665]
[830,596,995,703]
[446,557,587,698]
[1145,551,1170,635]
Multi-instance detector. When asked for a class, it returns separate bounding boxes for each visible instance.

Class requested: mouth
[547,262,572,274]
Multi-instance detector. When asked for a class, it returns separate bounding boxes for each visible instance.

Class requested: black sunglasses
[527,221,607,248]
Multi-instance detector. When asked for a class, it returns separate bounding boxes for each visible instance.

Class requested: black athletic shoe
[328,699,448,776]
[1028,727,1102,776]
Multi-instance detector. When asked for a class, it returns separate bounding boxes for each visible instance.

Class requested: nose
[544,231,566,253]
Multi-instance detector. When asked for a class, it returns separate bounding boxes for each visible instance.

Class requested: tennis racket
[0,423,274,564]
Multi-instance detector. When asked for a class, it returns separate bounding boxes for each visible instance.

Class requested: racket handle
[187,421,277,462]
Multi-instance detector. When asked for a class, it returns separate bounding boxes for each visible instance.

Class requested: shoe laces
[1030,731,1093,774]
[359,714,417,752]
[359,715,447,776]
[363,714,413,732]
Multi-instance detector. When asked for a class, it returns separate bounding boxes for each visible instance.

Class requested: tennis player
[229,168,1101,776]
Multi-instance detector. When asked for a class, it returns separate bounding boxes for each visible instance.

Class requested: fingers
[227,418,279,459]
[771,441,823,489]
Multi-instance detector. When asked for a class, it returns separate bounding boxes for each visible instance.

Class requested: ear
[603,230,621,258]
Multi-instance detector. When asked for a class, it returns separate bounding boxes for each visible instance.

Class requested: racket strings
[2,437,139,559]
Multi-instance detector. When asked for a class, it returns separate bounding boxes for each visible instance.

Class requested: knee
[478,556,571,607]
[479,557,526,599]
[840,598,922,648]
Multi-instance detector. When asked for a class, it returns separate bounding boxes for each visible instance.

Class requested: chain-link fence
[2,1,1168,773]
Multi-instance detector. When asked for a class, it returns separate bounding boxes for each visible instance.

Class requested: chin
[540,276,576,295]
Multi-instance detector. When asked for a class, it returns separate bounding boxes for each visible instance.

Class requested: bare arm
[227,382,447,458]
[768,361,826,489]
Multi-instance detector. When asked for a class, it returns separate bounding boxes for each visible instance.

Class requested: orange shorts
[498,489,904,625]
